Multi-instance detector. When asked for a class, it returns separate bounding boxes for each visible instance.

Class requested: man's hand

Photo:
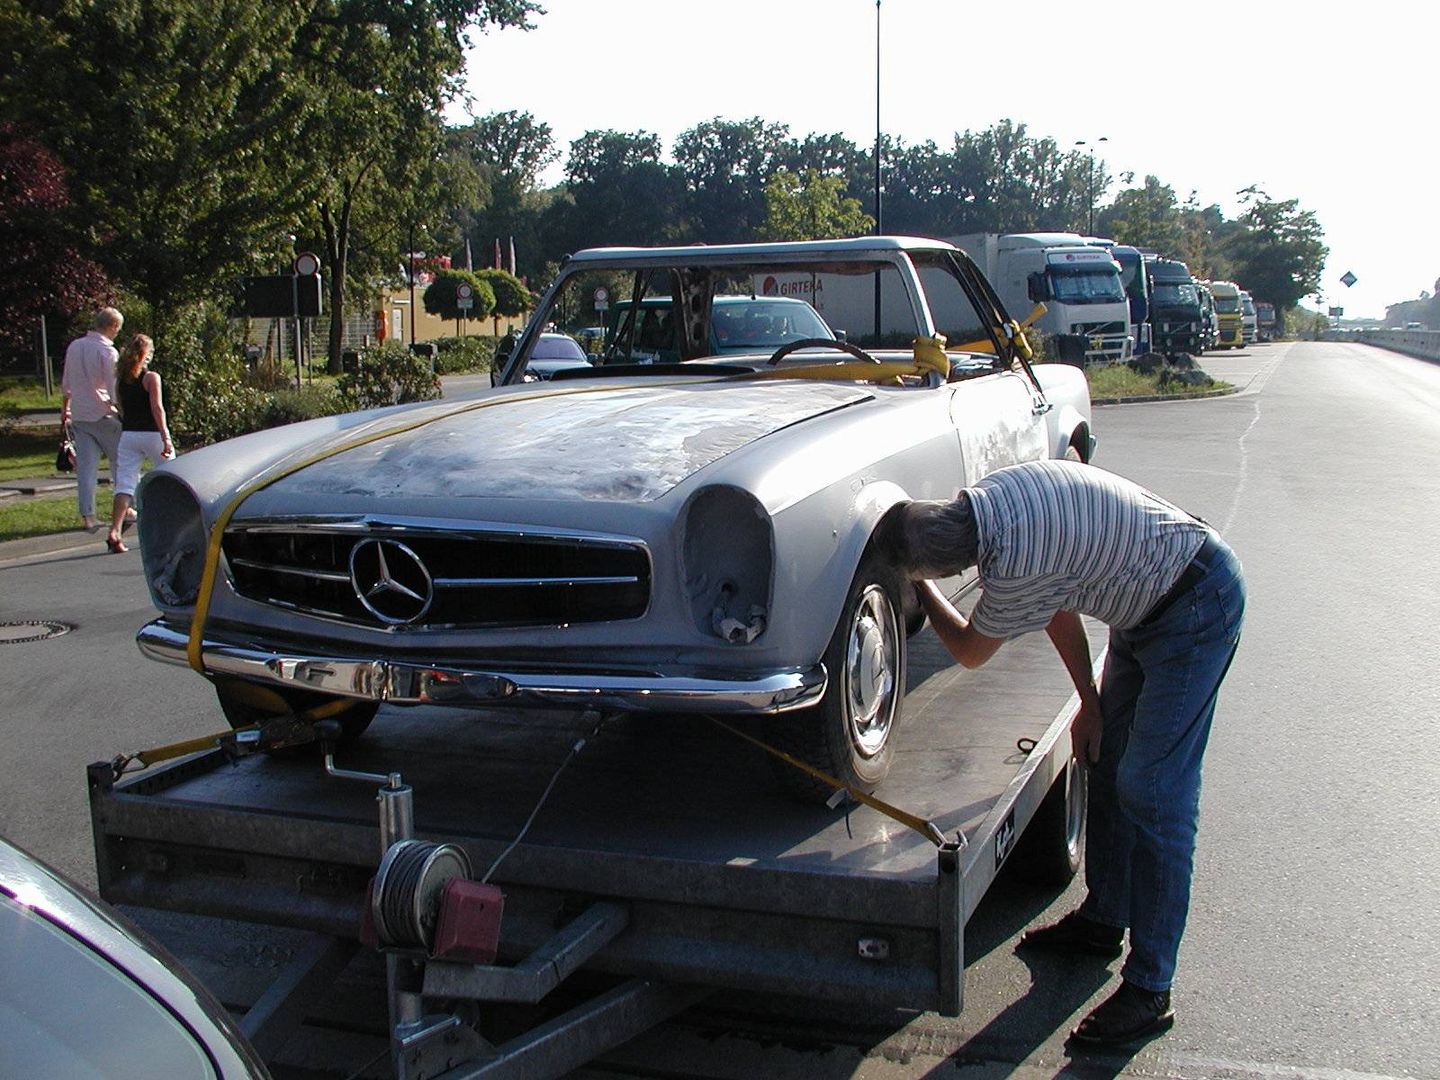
[1071,696,1103,766]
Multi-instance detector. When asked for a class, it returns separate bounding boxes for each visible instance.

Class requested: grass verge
[1,375,64,412]
[0,428,62,482]
[0,493,102,543]
[1086,365,1231,400]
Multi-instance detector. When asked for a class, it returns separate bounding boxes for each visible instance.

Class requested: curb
[1091,385,1236,406]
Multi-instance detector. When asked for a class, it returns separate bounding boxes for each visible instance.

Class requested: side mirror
[587,353,601,365]
[1027,272,1050,303]
[833,328,848,342]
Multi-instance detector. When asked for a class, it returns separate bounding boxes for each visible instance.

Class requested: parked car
[602,294,836,363]
[133,237,1094,800]
[522,332,591,381]
[0,836,268,1078]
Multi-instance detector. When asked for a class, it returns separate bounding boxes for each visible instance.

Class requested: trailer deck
[89,620,1099,1077]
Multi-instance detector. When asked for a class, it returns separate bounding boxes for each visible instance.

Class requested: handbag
[56,424,76,473]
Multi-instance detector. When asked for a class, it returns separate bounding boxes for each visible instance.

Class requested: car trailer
[87,623,1097,1079]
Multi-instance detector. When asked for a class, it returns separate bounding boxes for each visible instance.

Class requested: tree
[0,0,314,309]
[758,169,873,242]
[545,130,685,252]
[423,270,495,322]
[674,117,790,241]
[1224,187,1328,312]
[0,123,113,359]
[475,269,532,318]
[446,110,557,283]
[1097,175,1186,254]
[287,0,540,372]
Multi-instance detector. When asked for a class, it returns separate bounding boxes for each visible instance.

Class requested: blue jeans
[1079,536,1245,991]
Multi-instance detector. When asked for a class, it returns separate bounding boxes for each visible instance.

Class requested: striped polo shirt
[966,459,1207,639]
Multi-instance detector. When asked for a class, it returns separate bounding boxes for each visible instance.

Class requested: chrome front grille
[223,523,650,629]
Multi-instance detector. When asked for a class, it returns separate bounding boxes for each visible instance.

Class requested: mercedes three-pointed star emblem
[349,538,434,625]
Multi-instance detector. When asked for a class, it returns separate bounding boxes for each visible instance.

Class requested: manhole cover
[0,620,74,644]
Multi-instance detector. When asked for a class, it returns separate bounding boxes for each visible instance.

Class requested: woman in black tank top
[106,334,174,553]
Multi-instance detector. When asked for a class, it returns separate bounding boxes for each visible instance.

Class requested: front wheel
[769,552,906,803]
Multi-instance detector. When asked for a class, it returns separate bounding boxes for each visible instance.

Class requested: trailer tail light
[432,879,505,965]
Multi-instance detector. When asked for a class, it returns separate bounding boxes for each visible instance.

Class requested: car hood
[262,380,874,505]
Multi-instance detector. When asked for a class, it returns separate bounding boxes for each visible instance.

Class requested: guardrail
[1346,328,1440,362]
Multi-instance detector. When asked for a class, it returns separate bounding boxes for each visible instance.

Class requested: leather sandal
[105,535,128,554]
[1070,980,1175,1046]
[1018,911,1124,959]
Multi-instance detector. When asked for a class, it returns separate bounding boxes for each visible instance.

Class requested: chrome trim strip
[432,575,641,588]
[137,621,826,715]
[230,558,352,583]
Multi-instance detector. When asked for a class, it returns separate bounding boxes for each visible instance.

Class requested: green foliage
[1224,187,1328,312]
[474,269,531,317]
[433,336,497,374]
[337,342,443,410]
[759,169,873,241]
[1,1,314,308]
[424,270,496,322]
[0,490,113,543]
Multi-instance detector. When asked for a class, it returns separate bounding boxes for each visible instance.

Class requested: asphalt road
[1,340,1436,1079]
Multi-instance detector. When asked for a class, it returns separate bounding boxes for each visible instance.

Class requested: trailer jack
[313,718,704,1080]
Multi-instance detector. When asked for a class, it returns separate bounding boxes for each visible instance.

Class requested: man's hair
[887,495,980,579]
[93,307,123,333]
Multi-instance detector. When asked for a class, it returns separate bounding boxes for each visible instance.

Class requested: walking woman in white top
[105,334,174,554]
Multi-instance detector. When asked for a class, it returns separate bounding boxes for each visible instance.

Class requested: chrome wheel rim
[845,585,899,759]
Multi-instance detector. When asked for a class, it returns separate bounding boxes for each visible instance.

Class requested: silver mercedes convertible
[135,237,1094,800]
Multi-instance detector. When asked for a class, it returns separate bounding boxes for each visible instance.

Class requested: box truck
[951,233,1133,364]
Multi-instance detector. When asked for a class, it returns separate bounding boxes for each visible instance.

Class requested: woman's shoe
[105,535,128,554]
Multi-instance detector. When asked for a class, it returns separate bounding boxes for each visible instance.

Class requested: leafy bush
[432,335,496,374]
[337,341,442,410]
[258,384,343,427]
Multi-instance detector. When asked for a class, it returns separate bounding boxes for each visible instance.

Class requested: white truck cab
[952,233,1133,364]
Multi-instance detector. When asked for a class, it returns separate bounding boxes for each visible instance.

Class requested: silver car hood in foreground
[260,380,874,506]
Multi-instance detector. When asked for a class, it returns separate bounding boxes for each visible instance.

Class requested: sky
[459,0,1436,320]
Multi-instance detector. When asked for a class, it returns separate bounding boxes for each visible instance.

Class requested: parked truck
[1087,239,1151,355]
[1145,257,1206,356]
[951,233,1133,364]
[1240,290,1259,344]
[1205,280,1245,348]
[1255,300,1277,342]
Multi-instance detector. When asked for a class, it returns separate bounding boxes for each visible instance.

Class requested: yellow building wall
[377,287,526,344]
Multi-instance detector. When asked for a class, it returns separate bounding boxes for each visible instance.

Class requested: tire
[1010,756,1087,887]
[214,680,378,747]
[769,551,906,803]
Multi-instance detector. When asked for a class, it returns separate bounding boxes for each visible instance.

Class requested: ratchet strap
[107,690,359,777]
[710,717,950,848]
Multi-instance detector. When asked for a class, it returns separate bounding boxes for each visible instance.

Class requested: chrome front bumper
[137,620,827,715]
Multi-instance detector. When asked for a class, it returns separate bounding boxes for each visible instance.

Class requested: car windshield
[518,255,969,375]
[531,336,586,361]
[1242,299,1256,315]
[1047,268,1126,304]
[1153,283,1199,306]
[1214,297,1241,313]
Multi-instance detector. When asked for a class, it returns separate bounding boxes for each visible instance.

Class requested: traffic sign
[293,251,321,276]
[456,283,473,299]
[1339,271,1357,288]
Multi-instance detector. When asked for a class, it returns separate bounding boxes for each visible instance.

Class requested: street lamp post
[1074,137,1108,235]
[407,221,419,347]
[873,0,883,341]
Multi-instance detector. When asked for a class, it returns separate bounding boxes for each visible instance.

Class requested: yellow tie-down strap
[710,718,950,848]
[948,303,1047,359]
[184,338,972,674]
